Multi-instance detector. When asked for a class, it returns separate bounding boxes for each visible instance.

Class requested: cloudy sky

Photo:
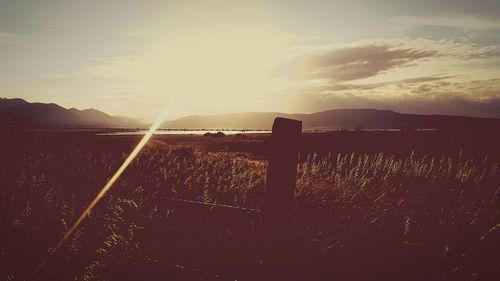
[1,0,500,121]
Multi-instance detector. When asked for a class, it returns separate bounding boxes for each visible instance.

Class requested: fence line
[161,197,263,214]
[155,117,303,280]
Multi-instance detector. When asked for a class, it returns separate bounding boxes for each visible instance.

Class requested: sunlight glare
[34,106,170,274]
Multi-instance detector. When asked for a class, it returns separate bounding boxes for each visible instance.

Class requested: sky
[1,0,500,121]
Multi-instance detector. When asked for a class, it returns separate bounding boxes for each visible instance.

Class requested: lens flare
[34,107,169,275]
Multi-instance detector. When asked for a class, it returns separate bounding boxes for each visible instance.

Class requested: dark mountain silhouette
[3,98,499,131]
[0,98,143,129]
[161,109,500,130]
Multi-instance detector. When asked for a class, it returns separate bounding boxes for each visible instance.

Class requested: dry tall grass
[0,145,498,280]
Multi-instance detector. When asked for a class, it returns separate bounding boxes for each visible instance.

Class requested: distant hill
[3,98,499,131]
[161,109,500,130]
[0,98,143,129]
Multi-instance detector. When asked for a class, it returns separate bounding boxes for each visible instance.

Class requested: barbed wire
[161,197,263,214]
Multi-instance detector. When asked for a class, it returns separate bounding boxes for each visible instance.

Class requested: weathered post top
[271,117,302,139]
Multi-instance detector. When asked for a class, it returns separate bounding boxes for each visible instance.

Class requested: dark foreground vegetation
[0,130,499,280]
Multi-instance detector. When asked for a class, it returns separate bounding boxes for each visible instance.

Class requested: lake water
[97,130,272,136]
[96,128,438,136]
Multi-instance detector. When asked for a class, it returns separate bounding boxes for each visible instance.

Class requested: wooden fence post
[262,117,302,276]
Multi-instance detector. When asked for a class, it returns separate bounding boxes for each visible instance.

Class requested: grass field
[0,131,499,280]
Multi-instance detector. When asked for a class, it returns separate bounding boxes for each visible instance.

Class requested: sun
[138,1,296,116]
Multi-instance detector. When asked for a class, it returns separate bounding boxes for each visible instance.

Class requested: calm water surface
[97,130,271,136]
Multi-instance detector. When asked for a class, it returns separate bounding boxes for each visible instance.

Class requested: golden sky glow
[1,0,500,120]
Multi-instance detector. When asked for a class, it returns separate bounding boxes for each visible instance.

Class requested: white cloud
[390,15,500,31]
[0,31,29,45]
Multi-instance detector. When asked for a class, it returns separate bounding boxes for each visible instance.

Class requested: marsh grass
[0,144,498,280]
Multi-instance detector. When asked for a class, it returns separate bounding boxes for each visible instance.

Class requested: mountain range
[0,98,143,129]
[2,97,500,130]
[161,109,500,130]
